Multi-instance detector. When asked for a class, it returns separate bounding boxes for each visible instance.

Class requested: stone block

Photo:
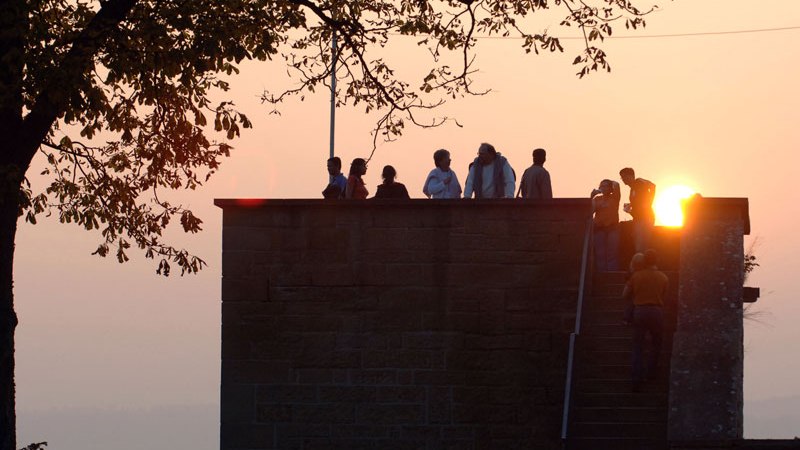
[452,404,515,424]
[268,264,313,286]
[222,276,271,303]
[348,369,398,385]
[356,404,424,425]
[222,251,259,278]
[221,383,256,423]
[274,315,343,333]
[378,287,441,311]
[402,332,464,350]
[335,333,388,350]
[359,310,422,332]
[428,386,452,424]
[441,426,477,440]
[292,404,356,424]
[276,424,331,438]
[413,370,466,386]
[311,264,355,286]
[293,369,345,384]
[220,422,275,449]
[223,360,292,384]
[307,228,350,252]
[256,404,293,422]
[257,385,319,404]
[292,350,361,369]
[463,334,524,350]
[330,425,389,438]
[376,386,427,403]
[400,425,442,440]
[422,312,480,332]
[318,386,377,403]
[363,350,434,369]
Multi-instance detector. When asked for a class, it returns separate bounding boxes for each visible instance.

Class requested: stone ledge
[215,197,593,208]
[671,439,800,449]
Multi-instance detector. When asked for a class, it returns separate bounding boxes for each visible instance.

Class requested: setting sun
[653,185,696,227]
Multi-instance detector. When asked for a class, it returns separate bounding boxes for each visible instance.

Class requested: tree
[0,0,658,448]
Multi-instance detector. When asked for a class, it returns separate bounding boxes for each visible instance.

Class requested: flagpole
[329,32,337,162]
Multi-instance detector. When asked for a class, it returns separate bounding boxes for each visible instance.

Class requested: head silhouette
[619,167,635,186]
[478,143,496,165]
[433,149,451,170]
[532,148,546,165]
[327,156,342,176]
[350,158,367,176]
[629,252,646,272]
[381,165,397,183]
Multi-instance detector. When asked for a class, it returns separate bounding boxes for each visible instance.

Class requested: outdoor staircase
[565,270,679,450]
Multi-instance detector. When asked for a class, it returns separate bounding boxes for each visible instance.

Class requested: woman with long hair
[345,158,369,199]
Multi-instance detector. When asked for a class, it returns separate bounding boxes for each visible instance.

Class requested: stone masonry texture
[668,198,750,441]
[218,199,592,450]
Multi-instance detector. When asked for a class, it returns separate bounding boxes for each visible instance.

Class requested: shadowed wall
[217,199,592,450]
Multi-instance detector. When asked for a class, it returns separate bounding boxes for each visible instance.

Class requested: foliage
[18,443,46,450]
[5,0,659,275]
[744,238,760,283]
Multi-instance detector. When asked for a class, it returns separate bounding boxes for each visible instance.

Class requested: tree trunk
[0,187,19,450]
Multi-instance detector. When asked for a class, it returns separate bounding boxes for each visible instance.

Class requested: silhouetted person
[518,148,552,199]
[619,167,656,252]
[464,143,515,198]
[622,249,668,392]
[322,156,347,199]
[423,149,462,199]
[345,158,369,199]
[374,165,410,199]
[592,179,621,271]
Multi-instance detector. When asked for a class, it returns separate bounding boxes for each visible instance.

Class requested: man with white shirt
[423,149,462,199]
[464,143,515,198]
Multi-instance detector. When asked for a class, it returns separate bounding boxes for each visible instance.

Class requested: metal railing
[560,216,594,441]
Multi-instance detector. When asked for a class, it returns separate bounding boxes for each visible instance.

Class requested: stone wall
[217,199,592,450]
[668,198,751,441]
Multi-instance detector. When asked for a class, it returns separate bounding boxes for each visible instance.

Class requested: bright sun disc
[653,185,696,227]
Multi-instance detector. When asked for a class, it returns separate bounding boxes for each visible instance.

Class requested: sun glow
[653,185,696,227]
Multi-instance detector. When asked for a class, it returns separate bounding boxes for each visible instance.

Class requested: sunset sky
[13,0,800,448]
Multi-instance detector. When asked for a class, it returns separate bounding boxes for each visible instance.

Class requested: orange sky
[13,0,800,447]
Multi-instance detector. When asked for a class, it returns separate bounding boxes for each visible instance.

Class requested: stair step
[575,378,667,394]
[567,437,667,450]
[573,392,667,408]
[593,271,629,284]
[579,350,631,365]
[569,421,667,439]
[572,406,667,423]
[584,297,629,311]
[581,336,633,351]
[591,285,628,297]
[576,364,631,378]
[581,309,630,323]
[581,323,634,337]
[576,364,670,379]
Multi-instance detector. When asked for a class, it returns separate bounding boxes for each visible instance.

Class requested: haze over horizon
[13,0,800,448]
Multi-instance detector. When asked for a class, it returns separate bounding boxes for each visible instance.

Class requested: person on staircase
[622,249,669,392]
[619,167,656,253]
[591,179,621,271]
